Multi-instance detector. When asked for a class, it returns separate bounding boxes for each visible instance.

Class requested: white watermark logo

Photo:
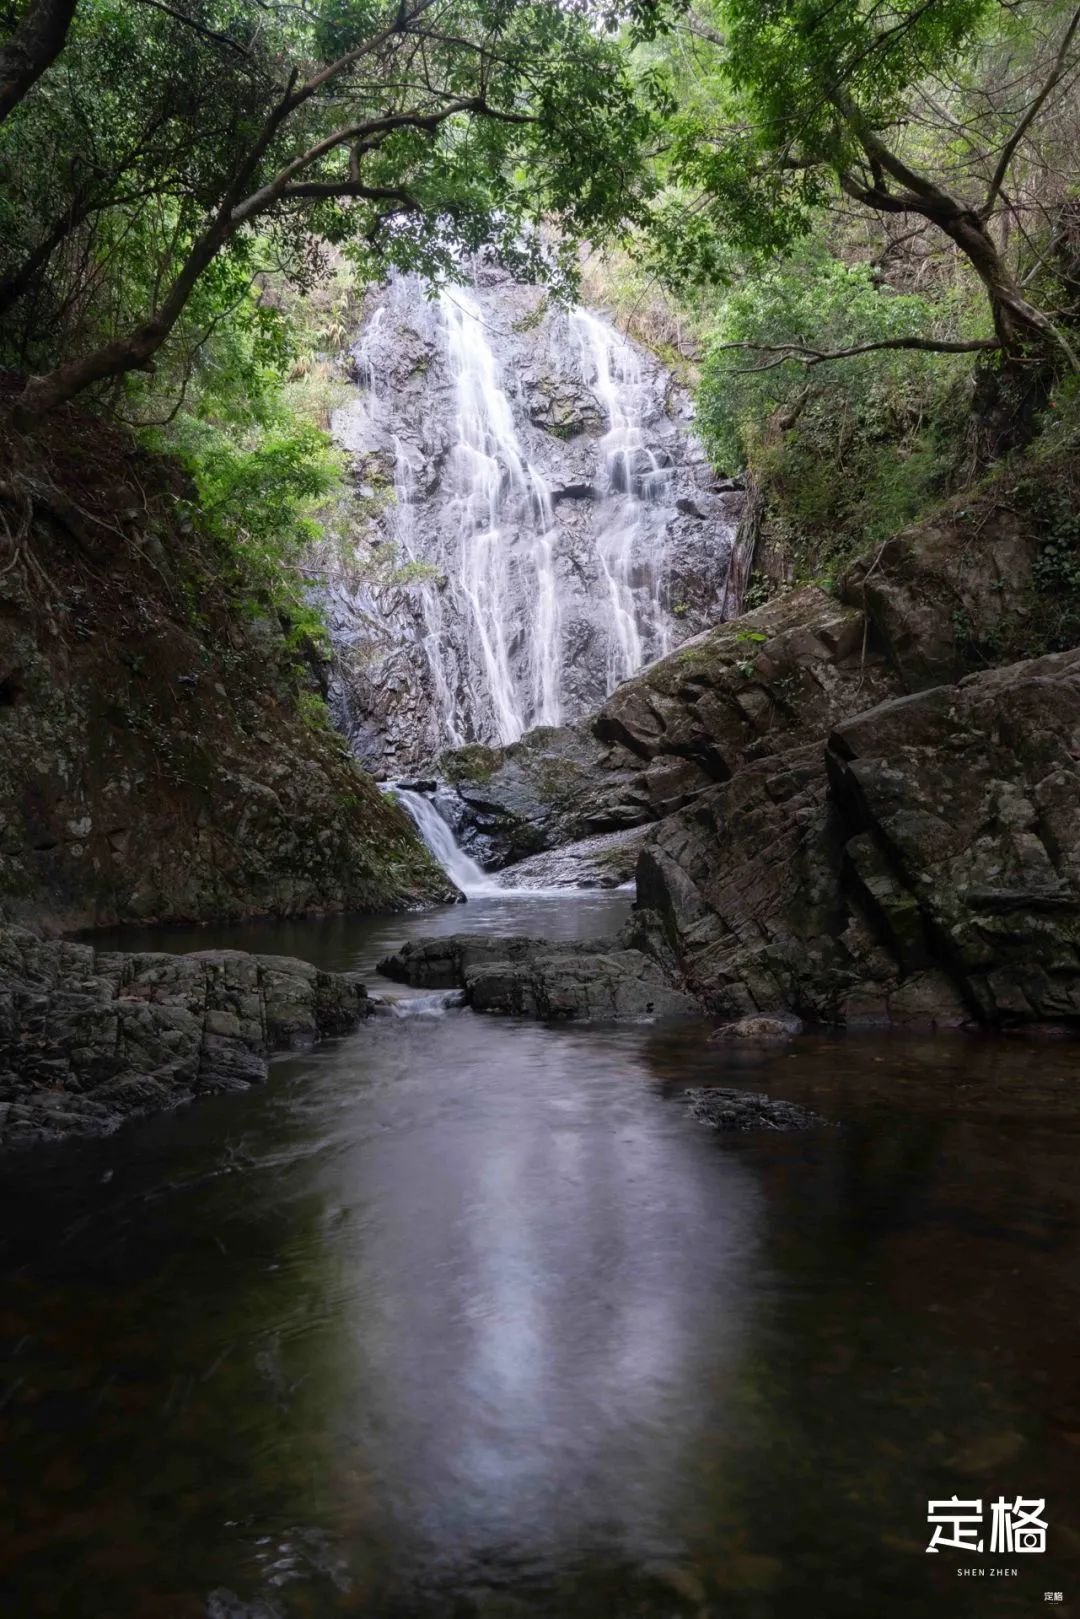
[926,1497,1048,1555]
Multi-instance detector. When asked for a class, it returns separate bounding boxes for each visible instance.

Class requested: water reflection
[2,902,1079,1617]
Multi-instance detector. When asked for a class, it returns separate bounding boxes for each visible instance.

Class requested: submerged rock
[0,926,373,1147]
[378,932,700,1021]
[711,1015,804,1043]
[684,1087,828,1131]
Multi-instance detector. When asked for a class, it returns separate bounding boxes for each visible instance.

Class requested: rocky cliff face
[639,649,1080,1028]
[321,266,740,774]
[416,448,1080,1032]
[0,393,454,932]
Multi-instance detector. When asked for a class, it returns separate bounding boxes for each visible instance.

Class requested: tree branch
[132,0,255,61]
[0,0,78,123]
[982,2,1080,217]
[715,336,1001,373]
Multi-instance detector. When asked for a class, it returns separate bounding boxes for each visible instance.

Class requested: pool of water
[2,895,1079,1616]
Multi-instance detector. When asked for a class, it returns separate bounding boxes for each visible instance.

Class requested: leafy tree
[696,251,963,470]
[1,0,657,422]
[648,0,1080,367]
[0,0,79,123]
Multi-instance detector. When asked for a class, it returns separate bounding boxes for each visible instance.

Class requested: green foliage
[694,251,976,579]
[696,252,968,470]
[1,0,663,419]
[133,276,342,651]
[1025,482,1080,651]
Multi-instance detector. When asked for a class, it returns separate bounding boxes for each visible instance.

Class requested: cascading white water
[329,269,737,774]
[440,288,562,741]
[390,787,499,896]
[570,310,675,685]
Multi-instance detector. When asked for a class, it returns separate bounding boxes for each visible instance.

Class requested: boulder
[498,826,646,889]
[0,927,373,1146]
[635,649,1080,1030]
[378,932,700,1021]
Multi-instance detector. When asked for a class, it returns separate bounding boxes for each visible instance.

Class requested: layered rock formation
[379,931,699,1020]
[437,585,898,866]
[409,460,1080,1033]
[0,926,373,1145]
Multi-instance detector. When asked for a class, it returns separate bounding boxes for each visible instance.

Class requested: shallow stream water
[1,893,1078,1616]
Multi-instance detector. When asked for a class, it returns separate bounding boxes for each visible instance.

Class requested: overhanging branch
[715,336,1001,373]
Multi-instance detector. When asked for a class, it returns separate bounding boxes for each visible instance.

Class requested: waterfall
[570,310,675,685]
[328,269,737,774]
[440,288,562,742]
[390,787,499,896]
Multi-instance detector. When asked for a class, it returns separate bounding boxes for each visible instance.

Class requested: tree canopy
[642,0,1080,367]
[0,0,661,420]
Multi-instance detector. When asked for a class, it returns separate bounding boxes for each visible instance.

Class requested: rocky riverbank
[408,443,1080,1035]
[0,925,373,1147]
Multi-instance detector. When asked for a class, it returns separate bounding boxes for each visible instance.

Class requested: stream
[1,892,1078,1616]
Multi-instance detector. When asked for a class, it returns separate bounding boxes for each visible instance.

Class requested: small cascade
[390,786,500,896]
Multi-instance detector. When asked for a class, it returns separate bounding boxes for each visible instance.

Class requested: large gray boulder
[439,585,902,868]
[0,928,373,1146]
[378,932,700,1020]
[635,649,1080,1030]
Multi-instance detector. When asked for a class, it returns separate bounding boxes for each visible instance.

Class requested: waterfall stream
[329,270,736,775]
[389,787,500,896]
[440,287,562,742]
[330,268,739,888]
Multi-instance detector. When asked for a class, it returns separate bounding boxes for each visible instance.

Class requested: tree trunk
[0,0,80,124]
[837,98,1077,367]
[0,192,94,318]
[13,219,227,425]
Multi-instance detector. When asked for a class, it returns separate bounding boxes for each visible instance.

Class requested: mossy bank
[0,385,454,932]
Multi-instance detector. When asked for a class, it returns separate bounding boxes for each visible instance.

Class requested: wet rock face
[438,585,900,870]
[637,649,1080,1030]
[322,268,740,774]
[377,932,700,1020]
[0,928,373,1147]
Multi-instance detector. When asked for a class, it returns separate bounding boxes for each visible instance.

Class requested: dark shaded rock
[0,398,454,932]
[0,927,373,1147]
[635,649,1080,1031]
[839,505,1041,689]
[685,1087,828,1131]
[378,932,700,1021]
